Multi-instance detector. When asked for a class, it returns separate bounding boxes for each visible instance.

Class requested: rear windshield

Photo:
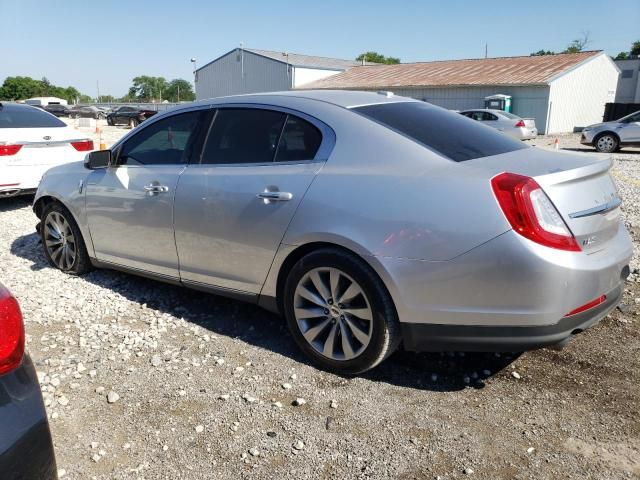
[0,104,66,128]
[353,102,528,162]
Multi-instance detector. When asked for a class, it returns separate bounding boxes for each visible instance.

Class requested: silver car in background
[580,110,640,153]
[460,109,538,140]
[33,91,631,374]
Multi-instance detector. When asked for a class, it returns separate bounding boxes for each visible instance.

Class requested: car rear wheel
[129,118,139,128]
[41,203,92,275]
[594,133,619,153]
[107,117,113,126]
[283,248,401,374]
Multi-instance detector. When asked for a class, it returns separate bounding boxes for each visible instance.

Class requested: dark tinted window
[202,108,286,164]
[0,104,65,128]
[274,115,322,162]
[353,102,527,162]
[120,111,202,165]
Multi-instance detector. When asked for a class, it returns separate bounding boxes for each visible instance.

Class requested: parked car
[0,282,58,479]
[459,109,538,140]
[68,105,105,120]
[106,106,157,127]
[0,103,94,197]
[33,91,631,374]
[43,104,70,117]
[580,110,640,153]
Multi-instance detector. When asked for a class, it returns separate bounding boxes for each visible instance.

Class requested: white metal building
[24,96,68,106]
[195,48,369,100]
[303,51,620,134]
[614,58,640,103]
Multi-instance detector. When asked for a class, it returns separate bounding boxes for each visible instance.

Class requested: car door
[618,112,640,142]
[85,109,207,278]
[174,106,332,294]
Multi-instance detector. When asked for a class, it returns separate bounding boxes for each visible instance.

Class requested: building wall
[547,53,619,134]
[352,85,551,132]
[196,49,291,100]
[614,58,640,103]
[293,67,343,88]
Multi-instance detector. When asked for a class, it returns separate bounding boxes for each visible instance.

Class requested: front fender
[34,162,95,257]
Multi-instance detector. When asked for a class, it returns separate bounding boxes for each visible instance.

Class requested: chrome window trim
[569,197,622,219]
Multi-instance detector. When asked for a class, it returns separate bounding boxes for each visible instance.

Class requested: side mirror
[85,150,111,169]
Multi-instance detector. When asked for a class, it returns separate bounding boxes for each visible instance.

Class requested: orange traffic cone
[553,138,559,150]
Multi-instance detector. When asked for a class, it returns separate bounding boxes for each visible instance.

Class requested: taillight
[71,140,94,151]
[564,295,606,317]
[0,285,25,375]
[514,120,525,128]
[491,172,581,252]
[0,144,23,156]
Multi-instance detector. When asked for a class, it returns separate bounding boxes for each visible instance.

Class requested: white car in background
[0,103,93,197]
[459,109,538,140]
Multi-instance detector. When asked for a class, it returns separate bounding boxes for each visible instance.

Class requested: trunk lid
[468,147,621,253]
[1,126,87,166]
[523,118,536,129]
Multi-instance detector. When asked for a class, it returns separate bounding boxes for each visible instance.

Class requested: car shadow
[0,195,34,213]
[10,231,518,392]
[562,147,640,155]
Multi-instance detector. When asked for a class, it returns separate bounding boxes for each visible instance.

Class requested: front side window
[353,102,527,162]
[201,109,286,164]
[119,111,202,166]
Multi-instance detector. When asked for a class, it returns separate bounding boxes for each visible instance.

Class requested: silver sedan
[580,110,640,153]
[33,91,632,374]
[459,109,538,140]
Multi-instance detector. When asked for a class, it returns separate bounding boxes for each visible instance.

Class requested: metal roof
[197,48,373,73]
[300,51,604,89]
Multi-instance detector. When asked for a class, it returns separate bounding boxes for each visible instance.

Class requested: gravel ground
[1,133,639,479]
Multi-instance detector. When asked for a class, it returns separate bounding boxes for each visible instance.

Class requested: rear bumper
[0,355,57,480]
[401,283,624,352]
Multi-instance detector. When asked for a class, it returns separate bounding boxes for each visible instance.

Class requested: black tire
[129,117,139,128]
[594,133,619,153]
[40,202,93,275]
[283,248,401,375]
[107,117,113,126]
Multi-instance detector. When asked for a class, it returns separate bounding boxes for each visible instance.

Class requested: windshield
[353,102,528,162]
[0,104,66,128]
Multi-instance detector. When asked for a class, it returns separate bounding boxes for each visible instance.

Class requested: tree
[164,79,195,102]
[615,51,630,60]
[530,49,555,56]
[355,52,400,64]
[563,32,589,53]
[128,76,168,102]
[0,76,42,100]
[615,40,640,60]
[633,41,640,56]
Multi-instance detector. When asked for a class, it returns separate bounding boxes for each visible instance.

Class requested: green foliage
[164,79,195,102]
[0,76,86,103]
[615,51,630,60]
[562,32,589,53]
[632,41,640,56]
[355,52,400,64]
[530,49,555,56]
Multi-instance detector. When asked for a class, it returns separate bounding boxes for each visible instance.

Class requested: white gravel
[1,134,639,479]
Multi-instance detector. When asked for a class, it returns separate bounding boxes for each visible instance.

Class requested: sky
[1,0,638,97]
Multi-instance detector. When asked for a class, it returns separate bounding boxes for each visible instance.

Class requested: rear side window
[0,104,65,128]
[202,109,286,164]
[353,102,527,162]
[274,116,322,162]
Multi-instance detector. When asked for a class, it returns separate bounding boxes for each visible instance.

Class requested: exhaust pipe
[0,189,21,198]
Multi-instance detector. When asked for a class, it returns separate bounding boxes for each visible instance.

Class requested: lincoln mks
[33,91,632,373]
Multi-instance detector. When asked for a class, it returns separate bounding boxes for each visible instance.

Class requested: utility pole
[177,84,180,103]
[96,80,100,103]
[485,43,488,59]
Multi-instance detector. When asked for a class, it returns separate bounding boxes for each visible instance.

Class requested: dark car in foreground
[43,104,70,117]
[106,106,157,127]
[0,282,57,480]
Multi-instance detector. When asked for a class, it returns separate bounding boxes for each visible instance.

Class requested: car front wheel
[41,203,92,275]
[594,133,619,153]
[283,248,401,374]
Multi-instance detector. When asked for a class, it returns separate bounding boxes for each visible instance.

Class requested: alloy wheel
[44,211,77,270]
[293,267,373,361]
[596,135,616,153]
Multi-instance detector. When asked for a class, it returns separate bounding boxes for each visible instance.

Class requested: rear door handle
[257,191,293,202]
[144,184,169,193]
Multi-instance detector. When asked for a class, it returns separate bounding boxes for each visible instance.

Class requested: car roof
[191,90,419,109]
[0,102,42,112]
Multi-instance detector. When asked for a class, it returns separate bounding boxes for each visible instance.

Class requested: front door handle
[257,191,293,202]
[144,184,169,193]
